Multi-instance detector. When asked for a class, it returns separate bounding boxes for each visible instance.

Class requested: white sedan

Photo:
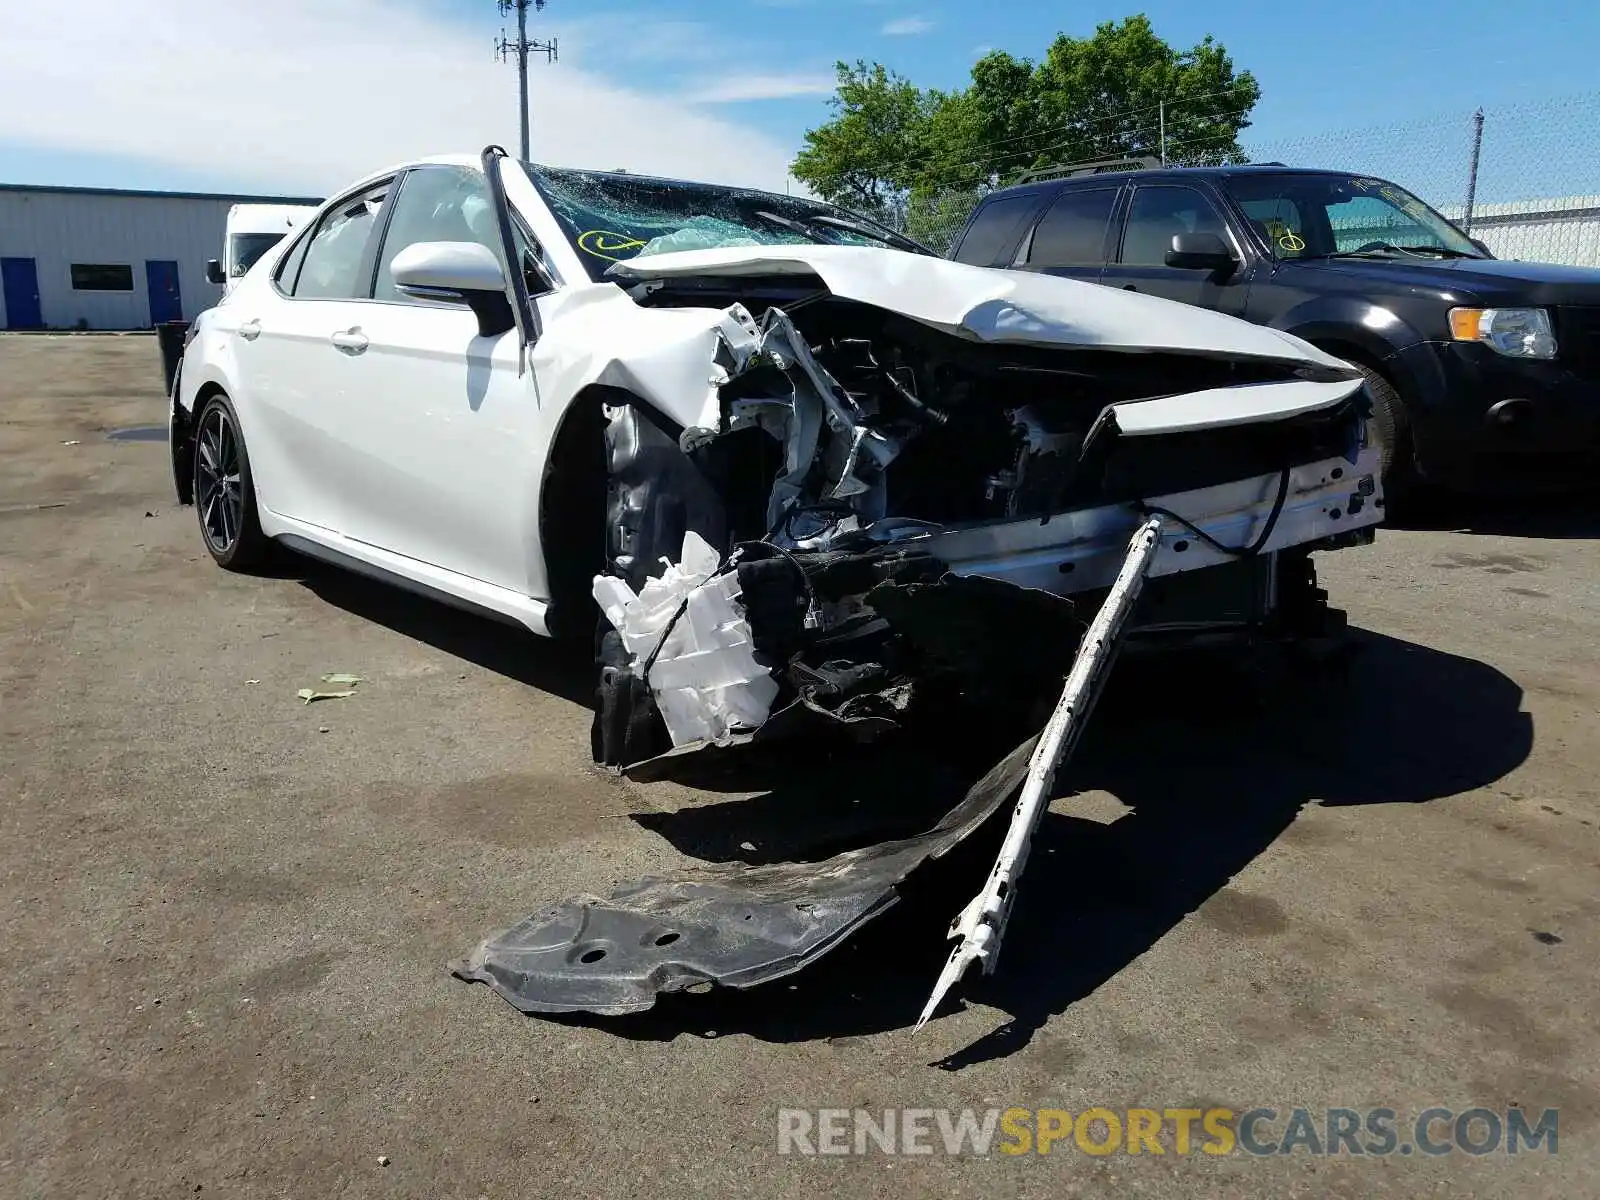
[171,147,1383,766]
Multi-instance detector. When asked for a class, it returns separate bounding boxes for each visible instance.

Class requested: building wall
[0,187,318,330]
[1439,196,1600,267]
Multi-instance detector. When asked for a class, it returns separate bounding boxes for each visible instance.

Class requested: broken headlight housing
[1448,307,1558,359]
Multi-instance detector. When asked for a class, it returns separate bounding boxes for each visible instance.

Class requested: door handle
[238,319,261,341]
[330,328,369,354]
[1121,284,1138,292]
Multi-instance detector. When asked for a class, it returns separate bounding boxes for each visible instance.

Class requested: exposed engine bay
[588,282,1378,769]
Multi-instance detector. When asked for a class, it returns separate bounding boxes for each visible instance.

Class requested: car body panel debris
[918,517,1164,1028]
[450,737,1038,1016]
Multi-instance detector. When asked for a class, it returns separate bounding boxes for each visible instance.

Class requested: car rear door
[1100,182,1252,316]
[1007,183,1123,284]
[231,179,394,533]
[326,164,547,595]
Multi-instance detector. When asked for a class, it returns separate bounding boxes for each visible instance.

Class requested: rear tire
[1353,362,1421,509]
[192,393,271,572]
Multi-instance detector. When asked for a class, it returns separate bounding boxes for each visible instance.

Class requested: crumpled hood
[607,244,1358,375]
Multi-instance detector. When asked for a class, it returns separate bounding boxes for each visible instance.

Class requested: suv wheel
[1353,363,1420,508]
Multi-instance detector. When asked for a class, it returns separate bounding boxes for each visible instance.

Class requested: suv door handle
[1121,284,1138,292]
[330,328,368,354]
[238,319,261,341]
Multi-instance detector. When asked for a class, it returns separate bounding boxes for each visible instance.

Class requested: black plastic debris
[450,736,1036,1015]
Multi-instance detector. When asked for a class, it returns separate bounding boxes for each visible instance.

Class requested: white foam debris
[592,532,779,748]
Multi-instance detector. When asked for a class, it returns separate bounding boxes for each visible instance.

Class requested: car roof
[982,164,1370,202]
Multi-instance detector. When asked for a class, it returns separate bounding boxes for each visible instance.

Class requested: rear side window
[951,195,1039,267]
[290,182,391,299]
[1021,188,1118,268]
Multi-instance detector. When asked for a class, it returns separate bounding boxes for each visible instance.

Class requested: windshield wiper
[753,210,829,244]
[1317,243,1482,261]
[808,213,931,254]
[1400,246,1482,259]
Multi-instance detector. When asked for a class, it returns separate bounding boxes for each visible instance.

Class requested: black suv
[949,166,1600,495]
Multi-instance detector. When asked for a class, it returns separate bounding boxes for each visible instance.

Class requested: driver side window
[374,167,499,304]
[373,165,552,304]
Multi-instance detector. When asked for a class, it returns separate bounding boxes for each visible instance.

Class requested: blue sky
[1,0,1595,201]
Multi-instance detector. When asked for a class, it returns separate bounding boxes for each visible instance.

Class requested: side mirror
[1469,237,1493,258]
[390,241,514,337]
[204,259,225,285]
[1165,232,1237,273]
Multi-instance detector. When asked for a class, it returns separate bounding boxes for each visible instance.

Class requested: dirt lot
[2,333,1598,1198]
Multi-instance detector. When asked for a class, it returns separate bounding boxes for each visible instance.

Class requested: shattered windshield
[1223,172,1482,260]
[522,163,928,281]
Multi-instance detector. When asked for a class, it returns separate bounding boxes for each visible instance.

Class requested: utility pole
[1159,100,1167,166]
[1463,108,1485,235]
[495,0,558,162]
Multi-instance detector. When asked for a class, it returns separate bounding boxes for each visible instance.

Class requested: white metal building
[0,184,320,331]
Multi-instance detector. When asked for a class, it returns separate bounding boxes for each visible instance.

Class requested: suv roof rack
[1014,155,1161,185]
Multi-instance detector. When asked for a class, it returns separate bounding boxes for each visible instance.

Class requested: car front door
[1009,184,1122,283]
[326,164,550,595]
[234,180,393,533]
[1101,183,1251,316]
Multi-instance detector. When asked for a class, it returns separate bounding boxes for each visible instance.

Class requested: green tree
[1026,16,1260,171]
[789,60,934,217]
[792,15,1260,218]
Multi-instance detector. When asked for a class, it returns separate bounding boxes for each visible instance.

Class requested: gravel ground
[2,333,1597,1199]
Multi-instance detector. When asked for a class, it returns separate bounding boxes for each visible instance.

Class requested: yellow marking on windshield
[578,230,648,260]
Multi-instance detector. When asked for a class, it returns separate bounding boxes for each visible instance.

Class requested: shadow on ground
[290,557,596,707]
[519,627,1532,1064]
[1390,488,1600,539]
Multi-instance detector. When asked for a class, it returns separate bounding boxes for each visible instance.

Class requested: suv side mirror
[204,259,225,285]
[1165,232,1237,273]
[1469,237,1493,258]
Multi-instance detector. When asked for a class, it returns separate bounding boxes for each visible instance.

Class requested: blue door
[145,260,183,325]
[1,258,43,329]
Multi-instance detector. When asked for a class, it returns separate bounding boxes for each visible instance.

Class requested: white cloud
[0,0,800,195]
[882,16,935,36]
[686,73,838,103]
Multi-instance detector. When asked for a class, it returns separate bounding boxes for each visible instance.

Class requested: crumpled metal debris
[450,737,1036,1015]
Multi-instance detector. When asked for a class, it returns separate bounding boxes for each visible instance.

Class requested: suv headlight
[1448,307,1557,359]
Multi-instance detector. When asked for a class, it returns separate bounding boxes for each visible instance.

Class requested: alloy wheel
[195,406,243,554]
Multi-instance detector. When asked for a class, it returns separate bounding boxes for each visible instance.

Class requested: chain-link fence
[863,91,1600,265]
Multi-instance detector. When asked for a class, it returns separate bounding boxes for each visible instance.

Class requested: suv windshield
[230,232,287,277]
[522,163,929,281]
[1222,172,1483,261]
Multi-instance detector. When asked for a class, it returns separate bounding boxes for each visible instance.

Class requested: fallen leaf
[320,672,362,687]
[61,439,81,446]
[297,688,356,705]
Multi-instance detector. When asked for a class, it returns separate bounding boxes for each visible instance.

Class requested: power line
[494,0,559,161]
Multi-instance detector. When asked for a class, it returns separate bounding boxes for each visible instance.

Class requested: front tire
[192,393,270,571]
[1353,363,1421,509]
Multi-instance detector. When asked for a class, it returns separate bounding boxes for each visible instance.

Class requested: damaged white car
[171,148,1384,1018]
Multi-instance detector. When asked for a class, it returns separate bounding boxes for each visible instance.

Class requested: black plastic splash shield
[451,736,1037,1015]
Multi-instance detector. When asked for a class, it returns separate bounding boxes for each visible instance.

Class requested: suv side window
[952,195,1041,267]
[1020,187,1118,267]
[1120,185,1231,265]
[291,181,391,299]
